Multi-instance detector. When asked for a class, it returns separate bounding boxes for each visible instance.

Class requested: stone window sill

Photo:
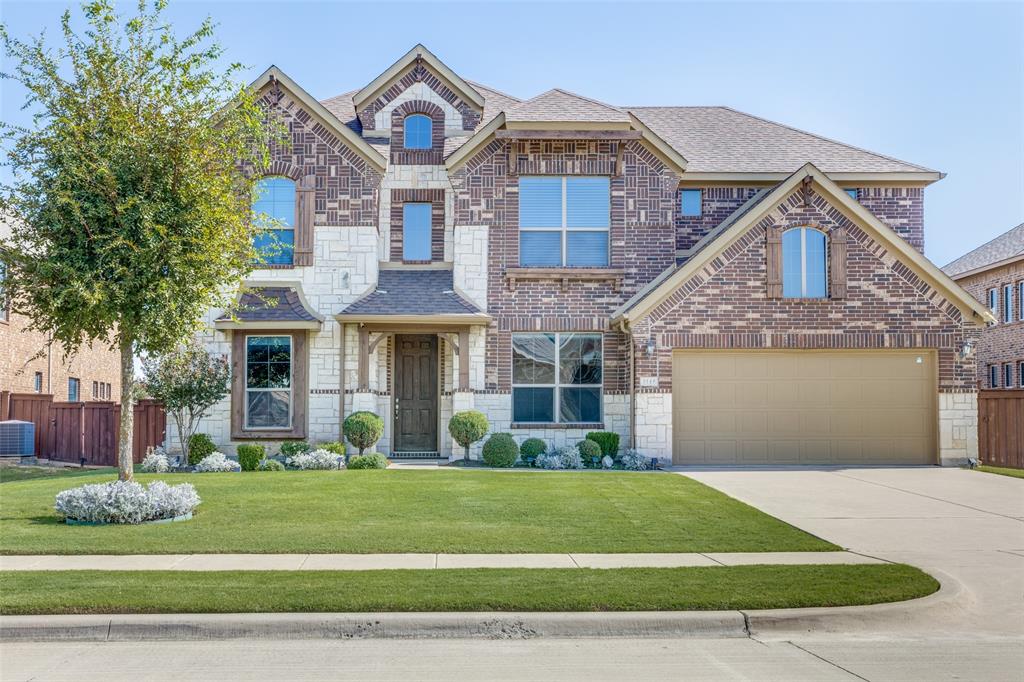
[509,422,604,430]
[505,268,625,292]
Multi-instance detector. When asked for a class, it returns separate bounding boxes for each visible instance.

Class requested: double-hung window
[782,227,828,298]
[1019,282,1024,321]
[1020,362,1024,388]
[252,177,295,266]
[244,335,292,429]
[1004,363,1014,389]
[512,332,603,424]
[33,372,42,393]
[1003,284,1014,324]
[987,288,998,320]
[402,203,432,261]
[989,364,999,388]
[68,378,80,402]
[519,176,609,267]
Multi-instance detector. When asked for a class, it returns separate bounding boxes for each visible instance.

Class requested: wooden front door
[394,334,438,452]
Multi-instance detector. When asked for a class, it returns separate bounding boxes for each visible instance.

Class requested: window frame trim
[510,331,604,425]
[1004,363,1014,389]
[1003,284,1014,324]
[231,329,308,441]
[680,188,703,217]
[252,176,297,267]
[782,226,829,299]
[519,176,611,268]
[403,113,433,150]
[243,333,294,431]
[401,202,434,262]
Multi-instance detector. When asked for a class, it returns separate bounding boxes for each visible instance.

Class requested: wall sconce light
[958,340,976,361]
[645,337,656,357]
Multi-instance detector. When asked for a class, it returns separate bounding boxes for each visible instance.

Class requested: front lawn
[976,465,1024,480]
[0,469,837,554]
[0,564,936,614]
[0,464,116,483]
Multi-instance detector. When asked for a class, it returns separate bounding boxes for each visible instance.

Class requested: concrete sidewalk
[0,551,883,571]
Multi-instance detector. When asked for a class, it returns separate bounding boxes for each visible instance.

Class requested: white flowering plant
[556,445,584,470]
[601,455,614,469]
[193,451,241,473]
[55,480,200,524]
[140,447,170,473]
[620,449,650,471]
[286,448,345,470]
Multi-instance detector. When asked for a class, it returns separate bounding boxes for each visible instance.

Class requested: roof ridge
[549,87,624,112]
[943,222,1024,270]
[717,106,940,175]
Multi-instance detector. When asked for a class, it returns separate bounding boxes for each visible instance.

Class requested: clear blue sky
[2,0,1021,266]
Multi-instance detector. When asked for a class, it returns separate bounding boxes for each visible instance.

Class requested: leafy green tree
[0,1,278,480]
[142,343,231,467]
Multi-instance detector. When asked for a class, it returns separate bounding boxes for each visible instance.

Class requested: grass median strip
[975,465,1024,480]
[0,470,837,554]
[0,564,937,615]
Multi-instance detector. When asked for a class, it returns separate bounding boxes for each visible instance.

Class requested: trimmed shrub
[343,412,384,455]
[577,439,602,467]
[140,447,170,473]
[55,480,200,524]
[287,449,344,470]
[448,411,489,461]
[620,449,650,471]
[257,458,285,472]
[194,452,240,473]
[279,441,312,457]
[187,433,216,466]
[520,438,547,457]
[482,433,518,468]
[586,431,620,459]
[348,453,389,469]
[318,441,346,456]
[236,444,265,472]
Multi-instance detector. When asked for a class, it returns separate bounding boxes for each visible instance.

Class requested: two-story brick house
[943,223,1024,390]
[189,45,991,466]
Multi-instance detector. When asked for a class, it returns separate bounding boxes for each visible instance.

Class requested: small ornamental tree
[343,412,384,456]
[448,410,489,462]
[0,1,279,480]
[143,343,230,466]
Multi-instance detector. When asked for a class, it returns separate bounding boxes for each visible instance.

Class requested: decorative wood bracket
[801,176,813,207]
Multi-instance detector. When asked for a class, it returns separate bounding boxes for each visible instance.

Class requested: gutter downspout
[619,319,636,450]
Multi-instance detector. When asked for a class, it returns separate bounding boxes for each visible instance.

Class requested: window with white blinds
[519,176,609,267]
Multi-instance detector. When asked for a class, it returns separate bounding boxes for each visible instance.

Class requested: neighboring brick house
[943,223,1024,390]
[0,223,121,403]
[187,45,992,466]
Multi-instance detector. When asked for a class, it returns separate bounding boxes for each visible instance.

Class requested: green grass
[976,465,1024,479]
[0,464,116,483]
[0,565,937,615]
[0,469,838,554]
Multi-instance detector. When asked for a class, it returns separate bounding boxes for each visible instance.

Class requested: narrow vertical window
[989,365,999,388]
[402,203,433,261]
[0,262,7,322]
[1019,362,1024,388]
[681,189,702,216]
[245,335,292,429]
[782,228,828,298]
[1019,282,1024,321]
[1003,284,1013,324]
[92,381,98,399]
[403,114,432,149]
[1005,363,1014,388]
[68,378,80,402]
[33,372,43,393]
[987,288,998,319]
[252,177,296,266]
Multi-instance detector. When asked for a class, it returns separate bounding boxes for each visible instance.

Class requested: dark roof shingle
[217,288,318,323]
[339,270,483,317]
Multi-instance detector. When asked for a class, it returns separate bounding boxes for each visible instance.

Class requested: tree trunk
[117,336,135,481]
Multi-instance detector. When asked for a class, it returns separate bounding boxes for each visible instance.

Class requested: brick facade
[357,63,481,132]
[389,100,445,165]
[953,259,1024,387]
[389,189,446,262]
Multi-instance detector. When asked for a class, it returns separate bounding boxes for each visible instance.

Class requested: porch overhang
[334,313,491,326]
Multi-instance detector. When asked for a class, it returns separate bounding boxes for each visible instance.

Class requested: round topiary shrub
[187,433,216,466]
[448,410,489,461]
[279,441,312,457]
[577,438,602,467]
[343,412,384,455]
[236,444,265,472]
[348,453,389,469]
[257,458,285,472]
[482,433,518,468]
[520,438,547,458]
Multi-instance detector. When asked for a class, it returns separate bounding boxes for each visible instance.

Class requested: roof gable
[613,163,993,326]
[506,89,630,126]
[943,222,1024,279]
[352,44,484,114]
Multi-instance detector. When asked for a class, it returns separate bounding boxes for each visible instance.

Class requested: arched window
[782,227,827,298]
[252,177,295,266]
[403,114,432,149]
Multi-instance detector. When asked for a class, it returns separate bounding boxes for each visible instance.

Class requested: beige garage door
[671,350,936,465]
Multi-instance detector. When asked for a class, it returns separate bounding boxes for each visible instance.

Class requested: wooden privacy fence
[0,392,165,466]
[978,390,1024,470]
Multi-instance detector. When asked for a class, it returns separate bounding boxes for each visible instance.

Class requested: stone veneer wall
[953,259,1023,387]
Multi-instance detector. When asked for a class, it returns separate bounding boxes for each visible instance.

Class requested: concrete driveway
[677,466,1024,638]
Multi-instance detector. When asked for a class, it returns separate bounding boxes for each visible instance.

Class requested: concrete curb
[0,570,964,642]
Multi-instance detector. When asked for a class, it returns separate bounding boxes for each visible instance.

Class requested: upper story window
[987,288,998,318]
[1019,282,1024,321]
[252,177,295,266]
[512,332,603,424]
[989,364,999,388]
[245,335,292,429]
[1019,361,1024,388]
[1003,284,1014,324]
[681,189,702,217]
[403,114,432,149]
[402,203,432,261]
[0,262,7,322]
[519,176,609,267]
[782,227,827,298]
[1004,363,1014,388]
[68,378,80,403]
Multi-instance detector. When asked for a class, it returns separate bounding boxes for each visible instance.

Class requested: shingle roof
[628,106,937,175]
[943,223,1024,278]
[506,89,629,123]
[217,288,318,323]
[339,270,483,317]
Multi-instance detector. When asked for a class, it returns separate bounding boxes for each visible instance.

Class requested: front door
[394,334,438,453]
